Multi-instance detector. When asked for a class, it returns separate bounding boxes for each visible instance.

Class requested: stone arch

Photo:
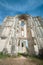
[12,14,35,55]
[17,14,35,55]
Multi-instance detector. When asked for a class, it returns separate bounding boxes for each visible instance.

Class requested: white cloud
[0,0,18,11]
[0,0,43,12]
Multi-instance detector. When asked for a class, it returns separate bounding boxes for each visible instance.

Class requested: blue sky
[0,0,43,24]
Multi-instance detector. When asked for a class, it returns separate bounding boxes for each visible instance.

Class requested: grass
[0,52,22,59]
[0,52,43,65]
[18,53,22,57]
[0,52,11,59]
[26,55,43,65]
[18,53,43,65]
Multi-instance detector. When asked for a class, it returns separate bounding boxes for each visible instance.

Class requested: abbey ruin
[0,14,43,56]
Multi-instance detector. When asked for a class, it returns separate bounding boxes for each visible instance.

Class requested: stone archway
[17,14,35,55]
[9,14,36,55]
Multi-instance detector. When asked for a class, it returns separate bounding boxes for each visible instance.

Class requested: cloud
[0,0,16,11]
[0,0,43,11]
[0,0,43,24]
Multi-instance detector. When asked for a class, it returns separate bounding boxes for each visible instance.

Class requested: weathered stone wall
[0,14,43,56]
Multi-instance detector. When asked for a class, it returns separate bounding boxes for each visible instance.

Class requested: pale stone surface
[0,14,43,55]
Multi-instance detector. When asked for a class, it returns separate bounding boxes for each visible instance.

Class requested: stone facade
[0,14,43,55]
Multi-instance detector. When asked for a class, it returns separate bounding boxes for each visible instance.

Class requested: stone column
[27,28,35,55]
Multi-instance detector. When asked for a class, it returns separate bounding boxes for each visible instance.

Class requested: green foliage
[18,53,20,56]
[0,52,11,59]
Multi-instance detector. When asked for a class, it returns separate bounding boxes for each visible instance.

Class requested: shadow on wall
[2,48,8,54]
[26,47,43,59]
[39,48,43,58]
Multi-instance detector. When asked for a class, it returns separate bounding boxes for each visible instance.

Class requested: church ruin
[0,14,43,56]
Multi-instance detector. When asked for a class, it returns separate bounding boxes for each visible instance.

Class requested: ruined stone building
[0,14,43,55]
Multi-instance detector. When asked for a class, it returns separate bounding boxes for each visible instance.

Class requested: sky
[0,0,43,24]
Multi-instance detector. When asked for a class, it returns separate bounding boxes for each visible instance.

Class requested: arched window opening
[21,21,25,26]
[22,43,24,47]
[18,40,20,46]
